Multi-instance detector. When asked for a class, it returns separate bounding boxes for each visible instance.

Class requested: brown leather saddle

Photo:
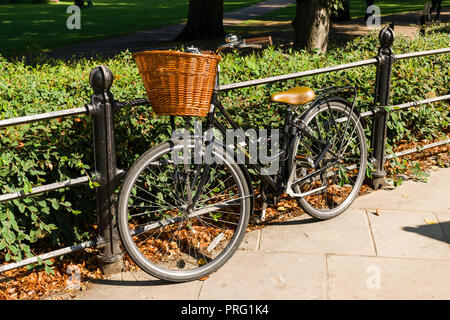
[269,86,315,105]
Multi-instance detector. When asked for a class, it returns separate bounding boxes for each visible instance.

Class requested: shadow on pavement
[268,216,321,226]
[403,221,450,244]
[85,276,172,287]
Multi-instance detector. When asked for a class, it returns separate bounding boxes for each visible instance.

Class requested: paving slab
[75,270,202,300]
[259,209,375,256]
[352,168,450,213]
[327,254,450,299]
[198,251,326,300]
[367,209,450,260]
[238,229,260,251]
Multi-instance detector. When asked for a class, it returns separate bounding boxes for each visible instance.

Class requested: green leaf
[18,202,26,213]
[4,229,16,244]
[45,265,55,275]
[51,201,60,210]
[9,245,19,256]
[10,218,19,232]
[38,200,47,207]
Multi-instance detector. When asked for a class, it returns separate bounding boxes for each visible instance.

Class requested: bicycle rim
[117,139,250,282]
[293,100,367,219]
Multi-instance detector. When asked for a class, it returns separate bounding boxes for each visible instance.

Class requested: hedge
[0,24,448,267]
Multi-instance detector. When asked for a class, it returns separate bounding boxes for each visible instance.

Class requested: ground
[0,0,449,300]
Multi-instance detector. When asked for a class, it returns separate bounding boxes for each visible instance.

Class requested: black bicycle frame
[200,69,358,199]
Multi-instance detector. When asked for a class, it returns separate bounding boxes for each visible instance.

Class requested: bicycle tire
[292,98,367,220]
[117,138,251,282]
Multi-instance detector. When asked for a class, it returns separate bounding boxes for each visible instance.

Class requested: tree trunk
[292,0,331,53]
[175,0,225,41]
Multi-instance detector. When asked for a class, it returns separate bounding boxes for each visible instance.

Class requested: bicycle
[116,35,368,282]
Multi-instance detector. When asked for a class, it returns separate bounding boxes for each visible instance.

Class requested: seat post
[284,104,296,134]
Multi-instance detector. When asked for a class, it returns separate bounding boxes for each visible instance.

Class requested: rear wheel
[117,139,251,282]
[292,99,367,220]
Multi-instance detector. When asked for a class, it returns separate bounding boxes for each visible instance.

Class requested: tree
[175,0,226,41]
[292,0,342,53]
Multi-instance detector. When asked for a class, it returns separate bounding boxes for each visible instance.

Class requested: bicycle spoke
[132,183,178,208]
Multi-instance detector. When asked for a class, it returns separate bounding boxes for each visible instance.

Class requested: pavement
[72,167,450,300]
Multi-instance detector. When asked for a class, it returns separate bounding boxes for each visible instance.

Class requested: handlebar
[184,34,272,55]
[215,35,273,53]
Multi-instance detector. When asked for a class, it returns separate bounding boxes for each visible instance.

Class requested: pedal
[255,201,268,224]
[260,202,267,221]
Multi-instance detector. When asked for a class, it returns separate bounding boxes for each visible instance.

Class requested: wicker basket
[133,50,221,117]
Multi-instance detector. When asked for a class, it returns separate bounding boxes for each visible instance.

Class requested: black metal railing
[0,66,124,274]
[0,27,448,274]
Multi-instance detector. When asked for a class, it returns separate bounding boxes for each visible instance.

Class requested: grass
[3,0,447,57]
[0,0,263,56]
[258,0,450,21]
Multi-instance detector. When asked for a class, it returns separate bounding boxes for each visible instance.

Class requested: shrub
[0,26,448,266]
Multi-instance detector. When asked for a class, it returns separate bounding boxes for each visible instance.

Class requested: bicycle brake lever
[186,46,202,54]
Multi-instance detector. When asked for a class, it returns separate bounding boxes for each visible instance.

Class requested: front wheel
[117,138,251,282]
[292,98,367,220]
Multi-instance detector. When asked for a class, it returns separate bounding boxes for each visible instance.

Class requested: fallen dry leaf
[424,218,438,225]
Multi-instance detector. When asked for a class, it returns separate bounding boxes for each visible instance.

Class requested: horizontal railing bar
[388,94,450,111]
[218,58,378,91]
[359,94,450,118]
[0,176,90,203]
[394,47,450,60]
[0,238,103,274]
[360,109,377,118]
[385,139,450,160]
[0,106,88,129]
[114,98,150,109]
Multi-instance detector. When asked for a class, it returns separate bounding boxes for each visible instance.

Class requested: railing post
[88,66,123,275]
[369,27,394,189]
